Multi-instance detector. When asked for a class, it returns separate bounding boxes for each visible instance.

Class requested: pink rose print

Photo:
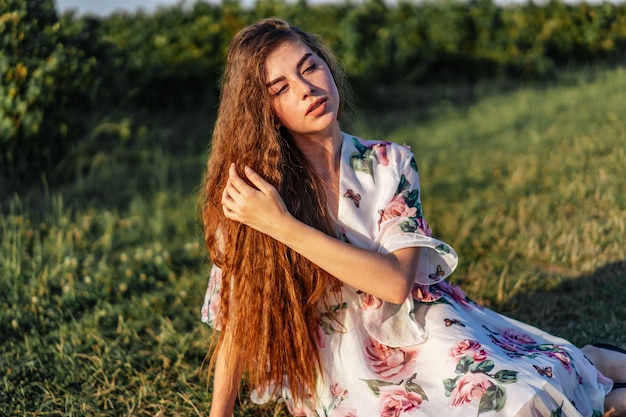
[379,194,418,224]
[358,139,391,167]
[364,338,420,382]
[209,292,221,320]
[502,329,536,345]
[202,266,223,328]
[329,404,357,417]
[207,266,222,291]
[436,280,471,308]
[371,143,390,166]
[490,336,524,354]
[362,293,383,310]
[450,373,493,406]
[450,339,488,362]
[547,350,573,374]
[414,217,432,237]
[412,284,442,303]
[330,383,348,398]
[378,385,423,417]
[201,305,209,319]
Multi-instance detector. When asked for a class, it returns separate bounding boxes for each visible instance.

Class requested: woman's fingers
[221,185,237,214]
[222,164,261,220]
[243,166,271,194]
[227,163,250,195]
[221,163,290,237]
[223,164,255,208]
[243,166,285,207]
[228,163,273,197]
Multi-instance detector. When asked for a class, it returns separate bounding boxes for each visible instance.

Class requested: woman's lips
[306,97,327,115]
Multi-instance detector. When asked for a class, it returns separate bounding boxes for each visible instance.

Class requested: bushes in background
[0,0,121,183]
[2,0,626,184]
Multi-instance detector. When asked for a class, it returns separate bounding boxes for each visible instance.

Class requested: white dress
[202,132,612,417]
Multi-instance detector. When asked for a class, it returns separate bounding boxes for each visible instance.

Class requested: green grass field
[1,66,625,416]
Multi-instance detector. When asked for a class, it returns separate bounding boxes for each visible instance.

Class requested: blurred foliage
[97,1,240,109]
[0,0,118,184]
[2,0,626,186]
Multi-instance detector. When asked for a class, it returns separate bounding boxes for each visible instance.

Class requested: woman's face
[264,40,340,140]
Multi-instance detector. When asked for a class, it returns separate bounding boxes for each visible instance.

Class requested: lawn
[1,66,625,416]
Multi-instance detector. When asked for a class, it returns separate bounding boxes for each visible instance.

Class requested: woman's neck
[291,124,343,218]
[293,125,343,178]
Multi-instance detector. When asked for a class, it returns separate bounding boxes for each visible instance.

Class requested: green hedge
[99,0,626,98]
[0,0,117,183]
[2,0,626,184]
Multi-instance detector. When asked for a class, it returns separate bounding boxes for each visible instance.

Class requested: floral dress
[202,132,612,417]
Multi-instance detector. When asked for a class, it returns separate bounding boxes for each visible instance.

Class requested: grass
[356,65,626,345]
[1,65,625,415]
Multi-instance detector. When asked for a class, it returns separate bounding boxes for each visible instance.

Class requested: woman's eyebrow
[266,52,314,88]
[296,53,313,70]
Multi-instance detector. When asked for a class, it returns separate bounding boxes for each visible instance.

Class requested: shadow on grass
[498,260,626,348]
[1,108,212,217]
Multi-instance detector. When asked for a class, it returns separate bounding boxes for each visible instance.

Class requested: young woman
[200,18,626,417]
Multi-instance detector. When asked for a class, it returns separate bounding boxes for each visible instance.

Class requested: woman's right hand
[222,165,419,305]
[221,163,295,241]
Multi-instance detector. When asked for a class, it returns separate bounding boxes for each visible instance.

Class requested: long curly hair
[200,18,353,404]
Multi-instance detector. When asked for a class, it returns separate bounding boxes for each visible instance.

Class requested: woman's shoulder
[342,132,415,165]
[344,133,413,157]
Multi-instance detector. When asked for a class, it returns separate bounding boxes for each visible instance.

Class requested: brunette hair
[200,18,352,404]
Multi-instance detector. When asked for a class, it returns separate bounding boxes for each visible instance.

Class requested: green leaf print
[592,410,603,417]
[404,189,420,210]
[410,156,418,172]
[361,379,395,397]
[405,376,429,400]
[350,136,387,182]
[478,384,506,415]
[435,244,451,255]
[550,402,564,417]
[396,174,411,194]
[394,175,423,217]
[456,356,474,374]
[470,360,495,374]
[535,344,563,353]
[399,218,418,233]
[352,136,367,155]
[350,153,374,180]
[493,370,519,384]
[319,303,348,335]
[406,383,428,400]
[443,376,460,397]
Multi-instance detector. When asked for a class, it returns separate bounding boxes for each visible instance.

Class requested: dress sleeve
[201,264,223,330]
[362,145,459,347]
[373,146,458,285]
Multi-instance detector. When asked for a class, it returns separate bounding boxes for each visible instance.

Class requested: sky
[54,0,195,16]
[54,0,615,16]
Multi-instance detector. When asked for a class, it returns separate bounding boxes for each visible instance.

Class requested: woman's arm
[209,348,241,417]
[222,164,420,304]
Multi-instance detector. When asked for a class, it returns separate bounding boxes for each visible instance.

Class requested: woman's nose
[297,77,315,99]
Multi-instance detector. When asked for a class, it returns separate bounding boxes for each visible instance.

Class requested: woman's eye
[303,63,317,73]
[273,85,287,96]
